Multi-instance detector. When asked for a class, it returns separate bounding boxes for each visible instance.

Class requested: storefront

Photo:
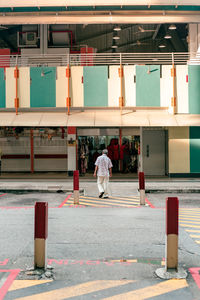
[77,128,140,175]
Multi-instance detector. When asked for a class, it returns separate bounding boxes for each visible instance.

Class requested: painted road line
[9,280,52,291]
[195,240,200,244]
[189,268,200,289]
[180,220,200,225]
[145,198,155,208]
[179,212,200,216]
[64,200,110,207]
[0,194,7,198]
[189,234,200,238]
[81,196,140,205]
[58,194,72,208]
[105,279,188,300]
[0,269,20,300]
[180,217,200,221]
[65,198,138,207]
[180,224,200,228]
[12,280,134,300]
[186,229,200,233]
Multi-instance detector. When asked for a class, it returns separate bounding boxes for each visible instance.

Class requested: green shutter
[0,68,5,108]
[136,65,160,107]
[84,66,108,107]
[190,127,200,173]
[188,65,200,114]
[30,67,56,107]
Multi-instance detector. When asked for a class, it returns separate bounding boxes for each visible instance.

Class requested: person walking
[93,149,113,198]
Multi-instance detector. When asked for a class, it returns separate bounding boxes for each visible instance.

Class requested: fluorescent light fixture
[114,26,121,31]
[111,45,118,48]
[169,24,176,30]
[159,44,166,48]
[164,33,172,39]
[113,36,120,40]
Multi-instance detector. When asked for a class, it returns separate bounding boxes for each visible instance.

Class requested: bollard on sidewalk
[155,197,187,279]
[139,172,145,205]
[34,202,48,269]
[73,170,79,205]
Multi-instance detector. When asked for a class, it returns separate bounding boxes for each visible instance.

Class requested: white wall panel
[160,65,172,108]
[124,65,136,106]
[56,66,68,107]
[108,66,120,107]
[176,65,188,113]
[19,67,30,108]
[6,67,15,108]
[71,66,83,107]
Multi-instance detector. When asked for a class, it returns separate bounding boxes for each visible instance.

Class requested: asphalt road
[0,188,200,299]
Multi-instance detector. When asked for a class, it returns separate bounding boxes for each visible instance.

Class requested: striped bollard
[34,202,48,269]
[73,170,79,205]
[139,172,145,205]
[155,197,187,279]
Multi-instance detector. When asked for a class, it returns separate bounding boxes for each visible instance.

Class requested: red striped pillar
[166,197,179,270]
[139,172,145,205]
[34,202,48,269]
[73,170,79,205]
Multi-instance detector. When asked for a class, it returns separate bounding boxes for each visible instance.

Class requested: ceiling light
[164,33,172,39]
[159,44,166,48]
[113,36,120,40]
[169,24,176,30]
[111,45,118,48]
[114,26,121,31]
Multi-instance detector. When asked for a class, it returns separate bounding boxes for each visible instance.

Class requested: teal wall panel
[190,127,200,173]
[84,66,108,107]
[30,67,56,107]
[136,65,160,107]
[188,65,200,114]
[0,68,5,108]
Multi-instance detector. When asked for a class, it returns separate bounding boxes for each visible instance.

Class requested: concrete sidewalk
[0,177,200,193]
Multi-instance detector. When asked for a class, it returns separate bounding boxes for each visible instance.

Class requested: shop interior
[78,135,140,175]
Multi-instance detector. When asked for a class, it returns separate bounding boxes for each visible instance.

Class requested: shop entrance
[77,129,140,176]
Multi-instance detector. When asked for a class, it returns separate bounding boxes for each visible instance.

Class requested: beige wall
[124,65,136,106]
[6,67,15,108]
[169,127,190,173]
[71,66,83,107]
[160,65,172,108]
[56,67,68,107]
[176,65,188,113]
[108,66,120,107]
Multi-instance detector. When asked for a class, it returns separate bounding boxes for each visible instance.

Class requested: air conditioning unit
[25,32,37,45]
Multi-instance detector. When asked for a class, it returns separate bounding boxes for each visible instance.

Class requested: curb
[145,189,200,193]
[0,189,85,194]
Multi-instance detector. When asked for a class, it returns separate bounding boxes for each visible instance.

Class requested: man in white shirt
[93,149,113,198]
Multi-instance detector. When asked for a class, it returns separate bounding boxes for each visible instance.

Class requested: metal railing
[0,52,198,67]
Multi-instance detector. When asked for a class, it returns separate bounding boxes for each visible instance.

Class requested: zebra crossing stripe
[81,196,140,204]
[65,197,139,207]
[104,279,188,300]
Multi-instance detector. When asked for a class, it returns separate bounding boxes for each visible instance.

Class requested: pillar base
[74,190,79,205]
[34,238,46,269]
[155,267,187,279]
[140,189,145,205]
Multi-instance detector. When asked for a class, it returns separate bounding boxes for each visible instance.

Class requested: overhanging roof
[0,110,200,127]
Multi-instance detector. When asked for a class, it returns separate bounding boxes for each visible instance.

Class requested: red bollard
[73,170,79,205]
[139,172,145,205]
[34,202,48,269]
[166,197,179,270]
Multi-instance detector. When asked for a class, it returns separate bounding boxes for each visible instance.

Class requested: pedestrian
[93,149,113,199]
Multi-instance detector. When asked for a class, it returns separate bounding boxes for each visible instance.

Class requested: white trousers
[97,176,109,197]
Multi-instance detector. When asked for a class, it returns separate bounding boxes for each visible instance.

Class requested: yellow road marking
[179,213,200,216]
[105,279,188,300]
[82,195,140,202]
[15,280,134,300]
[196,240,200,244]
[186,229,200,233]
[179,220,200,225]
[180,224,200,228]
[65,198,137,207]
[9,280,52,291]
[64,200,109,207]
[190,234,200,238]
[80,196,139,205]
[179,217,200,221]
